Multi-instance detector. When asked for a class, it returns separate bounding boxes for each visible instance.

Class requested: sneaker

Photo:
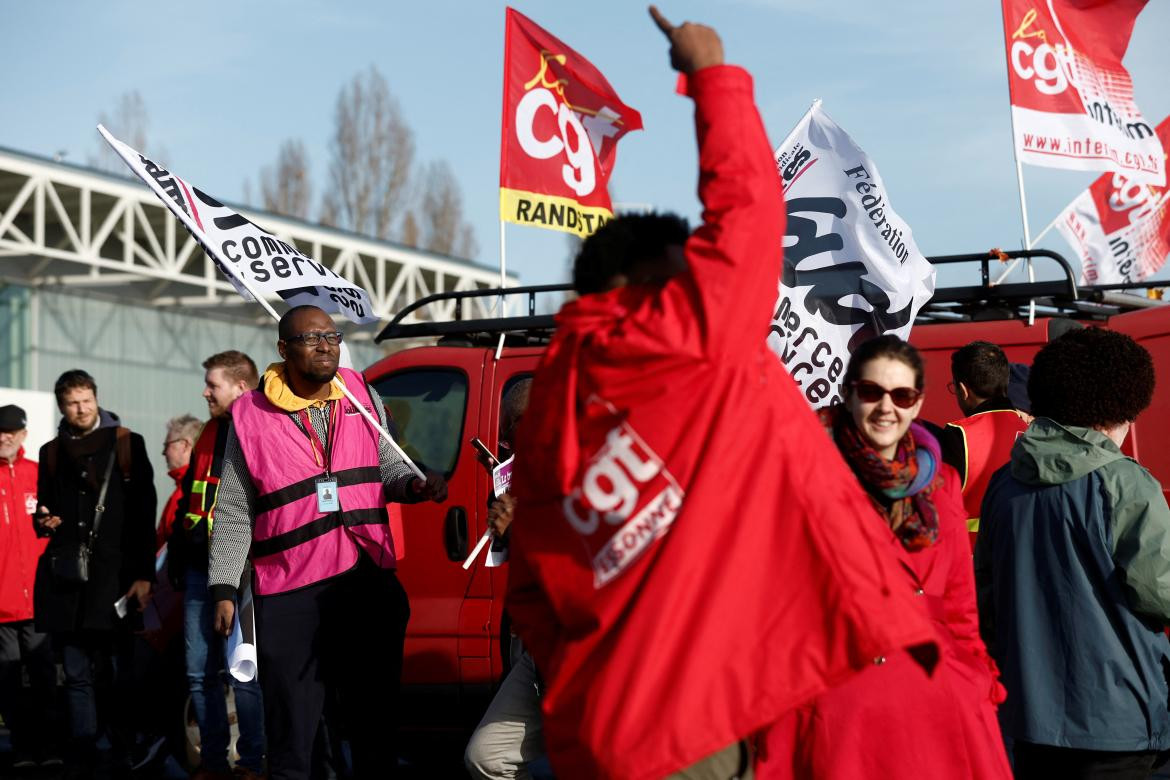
[12,754,37,769]
[40,753,65,768]
[130,736,167,771]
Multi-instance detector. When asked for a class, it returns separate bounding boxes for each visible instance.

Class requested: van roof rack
[375,250,1166,342]
[376,283,571,344]
[918,249,1166,323]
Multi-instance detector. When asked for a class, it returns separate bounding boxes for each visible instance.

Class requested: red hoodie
[1,447,45,623]
[507,65,939,780]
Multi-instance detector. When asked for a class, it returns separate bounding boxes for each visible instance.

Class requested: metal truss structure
[0,147,513,335]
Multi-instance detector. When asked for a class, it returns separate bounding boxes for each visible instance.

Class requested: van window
[499,373,534,446]
[373,369,468,477]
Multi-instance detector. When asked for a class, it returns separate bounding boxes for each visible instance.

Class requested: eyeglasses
[286,331,344,347]
[850,380,923,409]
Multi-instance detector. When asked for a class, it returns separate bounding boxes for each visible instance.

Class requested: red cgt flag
[499,8,642,237]
[1056,116,1170,284]
[1002,0,1164,186]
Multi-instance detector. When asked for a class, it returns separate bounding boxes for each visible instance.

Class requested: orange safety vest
[184,417,230,532]
[945,409,1029,549]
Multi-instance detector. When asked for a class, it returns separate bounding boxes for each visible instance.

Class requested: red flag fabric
[499,8,642,237]
[507,65,937,780]
[1056,116,1170,284]
[1002,0,1164,185]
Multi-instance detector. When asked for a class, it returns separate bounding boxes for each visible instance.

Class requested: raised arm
[651,6,786,356]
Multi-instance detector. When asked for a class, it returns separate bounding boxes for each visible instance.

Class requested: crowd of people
[3,6,1170,780]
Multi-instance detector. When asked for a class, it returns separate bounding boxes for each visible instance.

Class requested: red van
[364,252,1170,734]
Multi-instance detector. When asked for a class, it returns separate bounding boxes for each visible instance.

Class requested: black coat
[33,425,157,633]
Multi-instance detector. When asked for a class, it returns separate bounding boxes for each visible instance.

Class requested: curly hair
[842,334,926,391]
[572,212,690,295]
[1028,327,1154,427]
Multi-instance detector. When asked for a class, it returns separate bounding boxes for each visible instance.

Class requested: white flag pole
[231,269,426,480]
[97,125,424,481]
[495,219,508,360]
[1000,0,1038,323]
[991,213,1062,285]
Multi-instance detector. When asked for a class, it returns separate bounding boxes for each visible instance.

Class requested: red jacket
[508,65,938,780]
[759,467,1012,779]
[0,448,46,623]
[158,464,189,551]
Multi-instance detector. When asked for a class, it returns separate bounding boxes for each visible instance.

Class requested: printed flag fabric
[1056,116,1170,284]
[1002,0,1165,186]
[769,101,936,409]
[499,7,642,237]
[98,125,378,324]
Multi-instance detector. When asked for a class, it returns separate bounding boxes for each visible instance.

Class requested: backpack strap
[114,427,133,482]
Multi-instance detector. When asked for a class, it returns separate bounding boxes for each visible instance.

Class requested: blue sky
[3,0,1169,294]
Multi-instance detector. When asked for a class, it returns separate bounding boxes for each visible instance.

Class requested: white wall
[0,387,56,459]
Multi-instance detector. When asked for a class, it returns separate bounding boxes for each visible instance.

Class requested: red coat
[158,464,188,551]
[0,448,46,623]
[507,65,938,780]
[759,466,1012,780]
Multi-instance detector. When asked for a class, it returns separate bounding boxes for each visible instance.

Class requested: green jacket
[1011,419,1170,619]
[977,418,1170,750]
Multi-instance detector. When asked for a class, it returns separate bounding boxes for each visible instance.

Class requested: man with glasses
[208,305,447,780]
[938,341,1029,549]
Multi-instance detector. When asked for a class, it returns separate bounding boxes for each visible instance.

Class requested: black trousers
[0,620,57,757]
[57,629,137,767]
[255,559,409,780]
[1014,740,1168,780]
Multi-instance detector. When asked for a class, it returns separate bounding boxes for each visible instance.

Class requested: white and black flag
[769,101,935,409]
[98,125,378,324]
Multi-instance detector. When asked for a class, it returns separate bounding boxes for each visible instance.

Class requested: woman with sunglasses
[760,335,1011,779]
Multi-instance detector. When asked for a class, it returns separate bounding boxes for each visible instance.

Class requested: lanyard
[298,401,337,475]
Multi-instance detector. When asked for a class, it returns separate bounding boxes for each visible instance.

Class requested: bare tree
[417,161,478,259]
[321,66,415,240]
[90,90,159,174]
[259,139,312,219]
[400,211,420,249]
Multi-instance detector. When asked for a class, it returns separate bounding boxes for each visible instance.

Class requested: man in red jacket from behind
[507,8,939,780]
[0,404,58,769]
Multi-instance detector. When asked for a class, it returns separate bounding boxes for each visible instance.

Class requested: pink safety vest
[231,367,395,595]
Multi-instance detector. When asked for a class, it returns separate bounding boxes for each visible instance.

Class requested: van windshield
[372,368,469,477]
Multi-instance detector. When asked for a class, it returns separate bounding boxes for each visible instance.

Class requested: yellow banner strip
[500,188,614,238]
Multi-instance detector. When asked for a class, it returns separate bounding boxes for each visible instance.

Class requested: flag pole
[991,213,1060,285]
[495,219,507,360]
[229,274,424,480]
[1000,2,1036,322]
[96,126,425,481]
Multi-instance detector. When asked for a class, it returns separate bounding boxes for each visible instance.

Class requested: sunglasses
[849,380,923,409]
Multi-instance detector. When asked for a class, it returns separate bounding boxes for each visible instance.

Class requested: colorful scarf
[824,406,943,550]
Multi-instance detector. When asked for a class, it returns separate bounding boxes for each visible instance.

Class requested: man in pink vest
[208,305,446,780]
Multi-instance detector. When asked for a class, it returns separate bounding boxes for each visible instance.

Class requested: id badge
[315,478,340,513]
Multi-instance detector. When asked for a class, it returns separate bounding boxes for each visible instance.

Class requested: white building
[0,145,512,500]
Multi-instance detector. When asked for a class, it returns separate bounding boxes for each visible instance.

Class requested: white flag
[769,101,936,409]
[98,125,377,324]
[1054,117,1170,285]
[1001,0,1165,187]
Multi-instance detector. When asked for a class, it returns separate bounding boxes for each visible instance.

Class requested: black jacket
[34,417,157,633]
